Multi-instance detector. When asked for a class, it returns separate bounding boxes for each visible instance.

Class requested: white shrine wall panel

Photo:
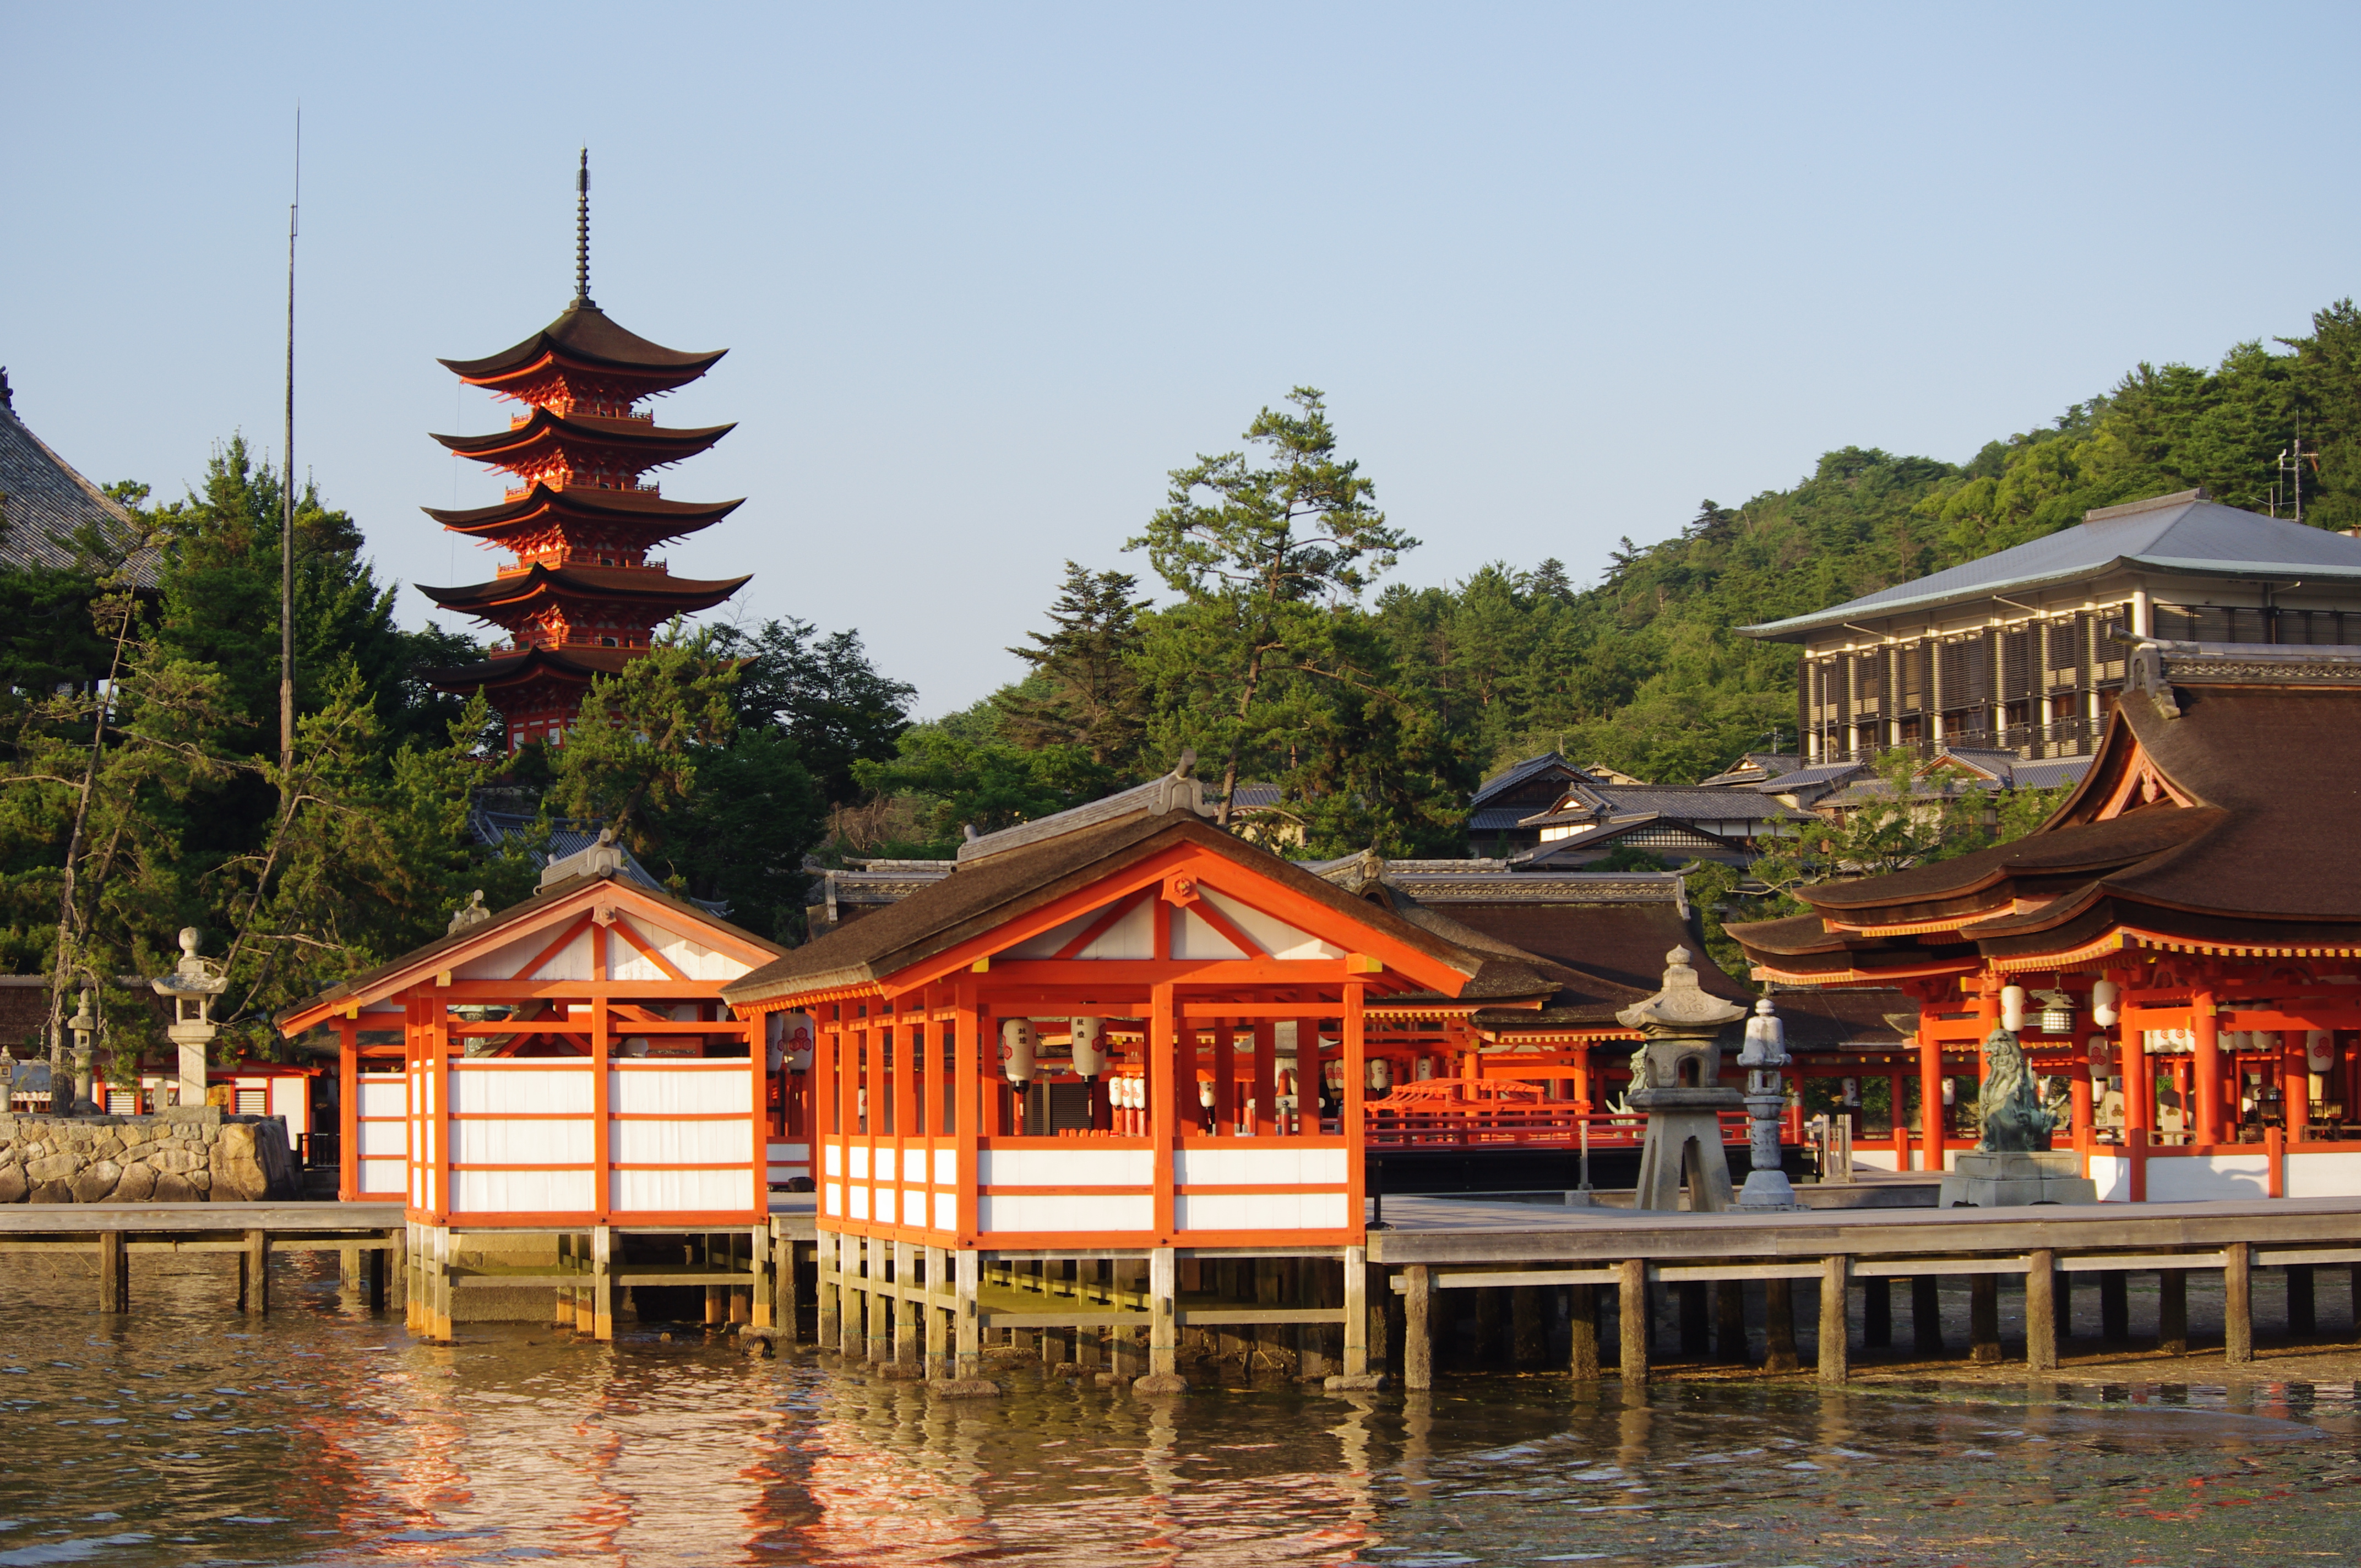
[357,1079,408,1121]
[824,1182,843,1216]
[608,1063,752,1114]
[1172,1146,1347,1187]
[449,1064,595,1115]
[453,1169,596,1214]
[980,1147,1154,1188]
[453,1118,595,1166]
[823,1144,842,1177]
[1198,888,1341,961]
[933,1191,959,1231]
[1008,898,1154,960]
[2146,1153,2270,1202]
[875,1147,897,1183]
[932,1148,958,1185]
[1171,907,1250,960]
[454,927,592,982]
[2286,1151,2361,1197]
[360,1159,407,1195]
[610,1168,756,1213]
[610,1119,755,1165]
[978,1193,1153,1233]
[1174,1191,1350,1230]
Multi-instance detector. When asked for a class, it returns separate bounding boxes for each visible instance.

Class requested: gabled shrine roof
[274,866,786,1036]
[439,302,726,384]
[1471,751,1596,807]
[721,813,1498,1006]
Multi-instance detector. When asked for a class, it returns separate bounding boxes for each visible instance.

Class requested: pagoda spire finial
[573,148,593,308]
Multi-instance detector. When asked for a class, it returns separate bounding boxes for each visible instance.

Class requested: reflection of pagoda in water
[421,152,749,752]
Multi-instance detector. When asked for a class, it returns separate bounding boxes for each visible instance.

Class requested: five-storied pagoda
[420,153,749,751]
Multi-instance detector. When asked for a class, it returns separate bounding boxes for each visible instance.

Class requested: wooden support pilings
[2224,1241,2253,1364]
[1816,1255,1848,1385]
[1617,1258,1649,1387]
[1764,1278,1800,1372]
[2025,1249,2057,1372]
[1912,1275,1944,1354]
[1968,1275,2000,1364]
[1715,1280,1747,1364]
[2157,1269,2188,1353]
[97,1231,127,1314]
[1569,1282,1601,1380]
[1403,1264,1433,1390]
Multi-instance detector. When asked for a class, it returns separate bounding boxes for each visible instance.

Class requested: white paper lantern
[2307,1031,2335,1073]
[1068,1016,1105,1079]
[1000,1019,1037,1086]
[2090,978,2119,1027]
[2000,985,2027,1033]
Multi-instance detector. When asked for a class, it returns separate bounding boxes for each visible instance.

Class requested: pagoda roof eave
[429,409,735,466]
[423,644,638,694]
[438,302,725,382]
[420,485,744,534]
[417,565,752,617]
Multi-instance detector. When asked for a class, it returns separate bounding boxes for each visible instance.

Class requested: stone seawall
[0,1108,300,1203]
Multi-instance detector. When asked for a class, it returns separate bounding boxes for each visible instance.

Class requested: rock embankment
[0,1107,299,1203]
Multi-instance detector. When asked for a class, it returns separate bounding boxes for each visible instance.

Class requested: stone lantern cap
[1614,946,1748,1036]
[151,928,227,1038]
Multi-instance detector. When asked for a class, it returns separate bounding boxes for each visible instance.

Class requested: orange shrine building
[1731,636,2361,1203]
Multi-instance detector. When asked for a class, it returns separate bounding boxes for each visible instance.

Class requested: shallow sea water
[2,1253,2357,1566]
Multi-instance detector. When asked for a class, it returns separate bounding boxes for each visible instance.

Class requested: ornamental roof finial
[574,148,594,308]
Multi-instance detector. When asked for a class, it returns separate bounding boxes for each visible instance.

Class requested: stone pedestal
[1937,1150,2096,1208]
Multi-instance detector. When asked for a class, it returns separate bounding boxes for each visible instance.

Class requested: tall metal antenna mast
[574,148,593,306]
[279,108,300,780]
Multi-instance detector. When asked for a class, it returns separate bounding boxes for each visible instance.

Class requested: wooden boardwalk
[1368,1194,2361,1387]
[0,1201,406,1314]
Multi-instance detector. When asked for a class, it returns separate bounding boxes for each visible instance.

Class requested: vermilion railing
[1363,1107,1760,1150]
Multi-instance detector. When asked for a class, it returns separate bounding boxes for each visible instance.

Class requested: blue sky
[6,3,2358,714]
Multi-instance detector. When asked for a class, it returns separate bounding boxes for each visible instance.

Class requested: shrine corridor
[2,1246,2357,1566]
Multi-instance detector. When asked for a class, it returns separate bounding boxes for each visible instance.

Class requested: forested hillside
[853,299,2361,856]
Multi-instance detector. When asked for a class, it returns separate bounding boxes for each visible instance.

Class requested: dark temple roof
[0,385,158,585]
[1743,489,2361,641]
[1728,641,2361,974]
[423,643,639,693]
[431,408,735,469]
[440,302,726,386]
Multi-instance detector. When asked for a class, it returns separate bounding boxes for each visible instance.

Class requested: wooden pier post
[2023,1250,2057,1371]
[2223,1242,2253,1364]
[1764,1278,1800,1372]
[1513,1284,1546,1367]
[366,1241,388,1316]
[1147,1247,1178,1378]
[749,1227,773,1329]
[919,1246,945,1373]
[241,1229,270,1317]
[339,1245,360,1290]
[1715,1281,1747,1364]
[868,1238,894,1363]
[2287,1264,2315,1337]
[590,1224,613,1342]
[97,1230,127,1314]
[1617,1258,1649,1387]
[1341,1245,1369,1378]
[573,1231,596,1334]
[1403,1265,1434,1390]
[1911,1275,1944,1354]
[2098,1270,2129,1342]
[431,1228,455,1342]
[2157,1268,2188,1354]
[1862,1276,1890,1349]
[556,1234,578,1329]
[954,1249,982,1379]
[1569,1282,1601,1380]
[817,1232,840,1349]
[840,1235,863,1359]
[1816,1255,1848,1385]
[404,1222,421,1333]
[1969,1274,2000,1364]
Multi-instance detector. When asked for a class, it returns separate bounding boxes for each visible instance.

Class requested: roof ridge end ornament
[573,148,594,309]
[2118,630,2183,720]
[1150,748,1215,818]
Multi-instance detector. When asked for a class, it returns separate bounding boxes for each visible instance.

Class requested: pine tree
[997,562,1150,770]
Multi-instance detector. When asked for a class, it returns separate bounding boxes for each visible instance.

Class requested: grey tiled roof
[1758,762,1865,792]
[1743,489,2361,640]
[2007,755,2095,791]
[1471,751,1593,805]
[0,386,158,584]
[467,808,730,915]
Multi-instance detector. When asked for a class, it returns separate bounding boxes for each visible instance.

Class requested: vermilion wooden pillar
[2191,982,2222,1147]
[1917,995,1946,1172]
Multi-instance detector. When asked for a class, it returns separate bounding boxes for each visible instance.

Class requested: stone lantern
[1617,946,1748,1211]
[67,988,98,1115]
[1735,998,1800,1210]
[151,928,226,1109]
